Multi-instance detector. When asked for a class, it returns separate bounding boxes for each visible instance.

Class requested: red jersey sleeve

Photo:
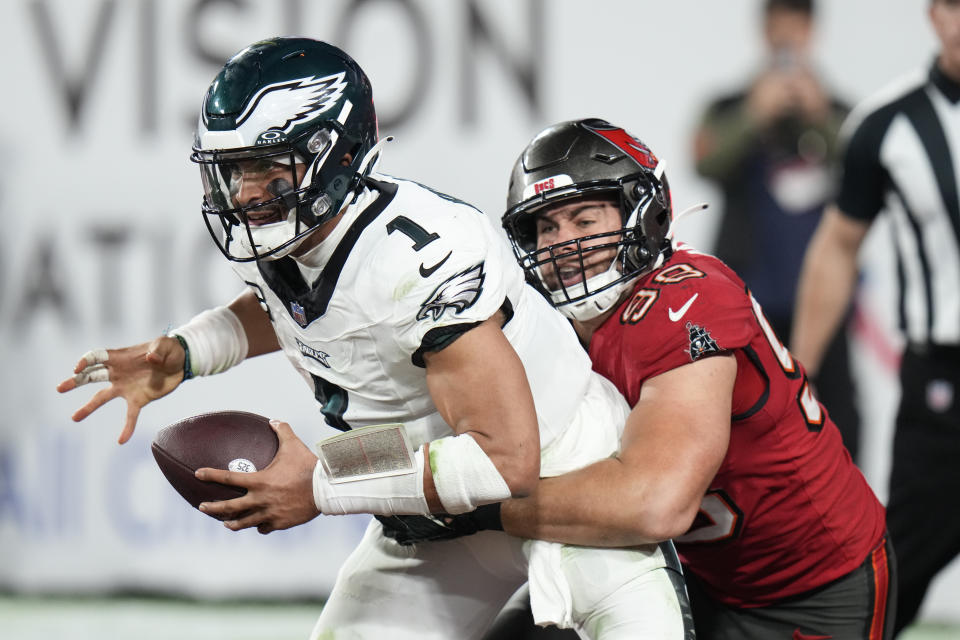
[591,248,756,405]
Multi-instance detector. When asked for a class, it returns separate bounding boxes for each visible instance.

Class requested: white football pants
[311,522,688,640]
[311,373,687,639]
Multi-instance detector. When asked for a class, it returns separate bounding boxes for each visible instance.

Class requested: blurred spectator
[792,0,960,633]
[692,0,861,461]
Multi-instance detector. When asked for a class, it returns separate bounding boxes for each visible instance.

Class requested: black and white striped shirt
[838,61,960,346]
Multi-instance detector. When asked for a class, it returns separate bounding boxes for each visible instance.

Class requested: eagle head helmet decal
[192,38,379,263]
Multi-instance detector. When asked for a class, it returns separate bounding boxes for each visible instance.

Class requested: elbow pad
[430,433,511,515]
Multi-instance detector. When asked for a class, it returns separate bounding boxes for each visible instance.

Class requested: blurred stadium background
[0,0,956,637]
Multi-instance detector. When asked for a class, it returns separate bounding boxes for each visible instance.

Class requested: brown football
[151,410,278,519]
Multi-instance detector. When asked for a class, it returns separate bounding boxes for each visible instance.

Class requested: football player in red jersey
[498,118,895,639]
[385,118,896,640]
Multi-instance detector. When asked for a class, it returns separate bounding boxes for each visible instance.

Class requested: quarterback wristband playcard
[317,423,417,484]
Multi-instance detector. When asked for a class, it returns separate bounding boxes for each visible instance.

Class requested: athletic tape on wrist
[169,306,248,377]
[429,433,511,515]
[312,447,430,516]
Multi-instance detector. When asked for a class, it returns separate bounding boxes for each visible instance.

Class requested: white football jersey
[231,175,593,449]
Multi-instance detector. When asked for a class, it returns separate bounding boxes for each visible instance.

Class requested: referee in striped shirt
[792,0,960,634]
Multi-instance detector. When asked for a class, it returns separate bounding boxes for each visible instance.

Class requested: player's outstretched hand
[56,336,187,444]
[196,420,321,534]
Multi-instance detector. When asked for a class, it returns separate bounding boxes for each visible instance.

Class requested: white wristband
[170,306,249,377]
[430,433,511,515]
[313,447,430,516]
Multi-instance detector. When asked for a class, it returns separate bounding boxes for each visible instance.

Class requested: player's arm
[419,313,540,513]
[56,289,278,444]
[198,312,541,532]
[790,205,869,375]
[227,289,280,356]
[499,353,735,546]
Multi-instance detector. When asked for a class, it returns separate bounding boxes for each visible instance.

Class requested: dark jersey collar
[257,178,398,327]
[930,59,960,104]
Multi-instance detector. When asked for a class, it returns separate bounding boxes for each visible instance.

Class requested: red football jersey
[589,245,886,607]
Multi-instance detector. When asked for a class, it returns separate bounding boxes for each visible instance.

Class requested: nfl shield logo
[291,301,308,327]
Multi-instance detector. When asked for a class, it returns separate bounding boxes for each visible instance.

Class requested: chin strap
[666,202,709,240]
[347,135,394,208]
[554,200,710,323]
[357,135,393,177]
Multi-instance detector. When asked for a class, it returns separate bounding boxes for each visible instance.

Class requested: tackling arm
[499,353,735,547]
[790,205,870,375]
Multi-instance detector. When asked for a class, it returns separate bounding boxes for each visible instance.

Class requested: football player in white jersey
[57,38,692,640]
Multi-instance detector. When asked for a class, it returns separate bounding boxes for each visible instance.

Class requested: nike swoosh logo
[419,251,452,278]
[668,293,698,322]
[792,630,832,640]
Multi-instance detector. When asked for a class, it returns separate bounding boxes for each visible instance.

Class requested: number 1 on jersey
[387,216,440,250]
